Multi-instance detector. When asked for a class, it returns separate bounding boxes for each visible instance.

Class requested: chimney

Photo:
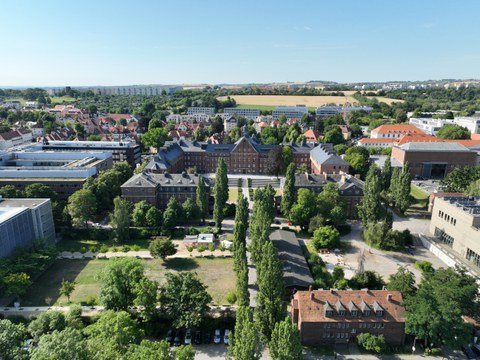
[308,285,312,292]
[310,292,314,300]
[341,174,346,183]
[387,294,393,302]
[330,289,335,294]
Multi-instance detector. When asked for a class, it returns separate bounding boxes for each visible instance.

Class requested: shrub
[208,244,215,253]
[186,227,200,235]
[225,290,237,305]
[84,295,98,306]
[312,226,340,250]
[197,244,206,254]
[111,247,118,253]
[121,245,131,253]
[357,333,385,353]
[219,244,226,252]
[131,244,141,251]
[98,244,109,253]
[89,246,97,253]
[416,260,434,273]
[187,246,194,253]
[79,247,87,254]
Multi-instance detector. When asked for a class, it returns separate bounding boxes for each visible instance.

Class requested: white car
[184,329,192,345]
[224,329,230,345]
[213,329,222,344]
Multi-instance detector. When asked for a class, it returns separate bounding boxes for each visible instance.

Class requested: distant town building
[315,105,373,117]
[187,107,215,116]
[47,85,182,96]
[291,289,406,346]
[0,149,112,199]
[0,198,55,258]
[409,118,455,135]
[0,129,33,150]
[272,105,309,120]
[121,172,210,209]
[223,108,260,120]
[223,116,238,133]
[430,196,480,271]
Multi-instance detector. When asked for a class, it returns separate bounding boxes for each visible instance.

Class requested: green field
[56,236,151,253]
[50,96,77,104]
[228,188,239,203]
[409,184,429,210]
[22,257,235,306]
[3,98,26,105]
[235,104,316,112]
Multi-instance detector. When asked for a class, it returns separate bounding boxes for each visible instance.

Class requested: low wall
[417,234,457,268]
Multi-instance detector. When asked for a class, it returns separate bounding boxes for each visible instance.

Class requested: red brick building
[310,144,349,174]
[291,289,406,346]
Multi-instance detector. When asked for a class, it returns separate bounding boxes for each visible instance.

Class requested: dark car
[173,331,182,347]
[203,331,211,344]
[463,346,477,360]
[165,329,174,344]
[472,345,480,356]
[194,330,202,345]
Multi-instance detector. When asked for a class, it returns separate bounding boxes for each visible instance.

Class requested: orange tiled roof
[293,289,406,323]
[358,138,396,144]
[394,134,439,145]
[304,129,321,139]
[371,124,425,135]
[443,139,480,147]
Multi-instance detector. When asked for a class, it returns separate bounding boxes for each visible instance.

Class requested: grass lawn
[236,104,276,111]
[228,188,239,203]
[409,184,429,210]
[22,257,235,306]
[3,98,26,105]
[50,96,77,103]
[56,236,151,253]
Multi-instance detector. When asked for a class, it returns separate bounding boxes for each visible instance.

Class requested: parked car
[194,330,202,345]
[203,331,212,344]
[173,331,182,346]
[463,346,477,359]
[165,329,174,344]
[224,329,230,345]
[184,329,192,345]
[472,344,480,356]
[213,329,222,344]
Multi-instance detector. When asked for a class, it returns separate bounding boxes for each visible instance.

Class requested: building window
[363,310,371,316]
[434,227,454,247]
[376,310,383,317]
[466,248,480,268]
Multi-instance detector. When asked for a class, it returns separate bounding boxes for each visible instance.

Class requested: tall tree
[132,200,153,227]
[24,183,57,200]
[229,306,262,360]
[196,176,208,222]
[357,165,385,226]
[266,146,284,178]
[0,185,23,198]
[59,279,76,302]
[317,183,347,227]
[255,241,286,341]
[382,155,393,191]
[440,166,480,192]
[282,146,293,173]
[405,267,478,348]
[213,158,228,230]
[281,163,296,216]
[31,328,89,360]
[289,188,317,230]
[149,238,177,261]
[0,319,27,360]
[99,257,146,310]
[110,196,132,243]
[163,197,181,230]
[249,186,275,264]
[140,127,170,149]
[159,272,212,328]
[387,266,416,300]
[112,161,134,183]
[269,318,303,360]
[233,192,249,306]
[436,124,470,140]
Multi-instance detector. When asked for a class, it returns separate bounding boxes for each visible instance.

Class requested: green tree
[289,188,317,230]
[436,124,470,140]
[24,183,57,200]
[440,166,480,192]
[349,270,385,290]
[389,164,412,213]
[163,197,181,230]
[382,155,393,191]
[85,311,143,349]
[344,151,369,178]
[182,198,198,220]
[59,279,76,302]
[255,241,286,341]
[110,196,132,243]
[141,127,170,149]
[126,340,174,360]
[266,146,284,178]
[132,200,153,227]
[0,185,23,198]
[280,163,296,216]
[249,186,275,263]
[28,311,66,341]
[4,272,31,300]
[146,206,162,227]
[323,127,344,145]
[229,306,262,360]
[133,278,159,320]
[0,319,27,360]
[196,176,208,222]
[312,226,340,250]
[387,266,416,300]
[317,183,347,227]
[99,257,145,310]
[174,345,196,360]
[405,267,477,348]
[149,238,177,261]
[31,328,89,360]
[466,179,480,196]
[357,165,385,226]
[269,318,303,360]
[213,158,228,230]
[282,146,293,173]
[67,189,96,228]
[159,272,212,328]
[112,161,134,184]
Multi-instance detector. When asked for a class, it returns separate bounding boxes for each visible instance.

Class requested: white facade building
[187,107,215,116]
[454,117,480,134]
[272,105,309,120]
[224,108,260,120]
[409,118,455,135]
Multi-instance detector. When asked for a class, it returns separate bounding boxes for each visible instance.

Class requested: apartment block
[187,107,215,116]
[272,105,309,120]
[223,108,260,120]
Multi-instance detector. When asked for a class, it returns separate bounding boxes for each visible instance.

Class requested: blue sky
[1,0,479,86]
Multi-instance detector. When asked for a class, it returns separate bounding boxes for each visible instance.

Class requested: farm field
[218,94,402,107]
[22,257,235,306]
[51,96,77,103]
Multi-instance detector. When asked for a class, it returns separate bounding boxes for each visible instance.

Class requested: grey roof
[121,172,210,189]
[399,142,471,152]
[286,142,317,154]
[310,144,348,166]
[269,230,313,288]
[293,173,364,196]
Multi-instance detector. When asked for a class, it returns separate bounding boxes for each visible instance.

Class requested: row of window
[466,248,480,268]
[322,332,352,339]
[325,310,383,317]
[438,210,457,226]
[434,227,454,247]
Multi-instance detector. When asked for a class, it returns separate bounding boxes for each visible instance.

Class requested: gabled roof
[371,124,425,135]
[304,129,321,139]
[310,144,348,166]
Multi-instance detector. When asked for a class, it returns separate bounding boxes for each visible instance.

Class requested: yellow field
[218,94,401,107]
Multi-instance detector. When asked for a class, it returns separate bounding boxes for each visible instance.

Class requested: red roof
[371,124,425,135]
[394,134,439,145]
[358,138,396,144]
[304,129,321,140]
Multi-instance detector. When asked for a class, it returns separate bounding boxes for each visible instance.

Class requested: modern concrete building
[430,196,480,270]
[0,198,55,257]
[291,289,406,346]
[454,117,480,134]
[409,118,454,135]
[391,142,477,179]
[316,105,373,117]
[0,129,33,150]
[187,107,215,116]
[121,172,210,209]
[47,85,182,96]
[0,149,112,199]
[272,105,309,120]
[39,139,141,167]
[223,108,260,120]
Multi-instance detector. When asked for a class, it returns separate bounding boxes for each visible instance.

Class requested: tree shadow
[163,258,199,271]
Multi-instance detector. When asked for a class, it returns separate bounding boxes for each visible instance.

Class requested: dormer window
[363,310,371,316]
[351,310,358,317]
[376,310,384,317]
[325,310,333,317]
[338,310,345,316]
